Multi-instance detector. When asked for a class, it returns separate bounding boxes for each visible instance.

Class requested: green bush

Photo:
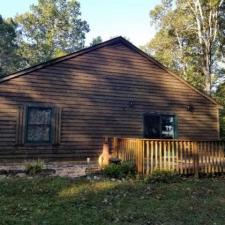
[103,164,122,178]
[25,159,44,175]
[120,161,136,177]
[103,161,136,178]
[145,169,181,184]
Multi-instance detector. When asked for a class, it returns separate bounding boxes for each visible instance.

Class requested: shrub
[25,159,44,175]
[103,161,136,178]
[120,161,136,177]
[103,164,122,178]
[145,169,181,184]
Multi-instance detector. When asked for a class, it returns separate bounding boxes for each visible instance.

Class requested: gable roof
[0,36,220,107]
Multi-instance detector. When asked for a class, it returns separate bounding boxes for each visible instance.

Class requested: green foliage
[0,15,22,76]
[215,82,225,139]
[1,177,225,224]
[25,159,44,175]
[89,36,102,46]
[103,161,136,178]
[103,164,121,178]
[145,169,181,184]
[120,161,136,177]
[145,0,225,93]
[14,0,90,67]
[220,111,225,140]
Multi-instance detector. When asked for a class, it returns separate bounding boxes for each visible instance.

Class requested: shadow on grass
[1,177,225,225]
[0,177,225,225]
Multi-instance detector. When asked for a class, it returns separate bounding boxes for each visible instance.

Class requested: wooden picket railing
[108,137,225,176]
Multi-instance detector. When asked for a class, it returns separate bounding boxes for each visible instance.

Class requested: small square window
[26,107,52,143]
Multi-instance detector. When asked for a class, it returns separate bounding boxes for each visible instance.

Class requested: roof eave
[0,36,124,84]
[118,38,220,107]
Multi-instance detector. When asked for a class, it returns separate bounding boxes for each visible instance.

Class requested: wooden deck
[108,137,225,176]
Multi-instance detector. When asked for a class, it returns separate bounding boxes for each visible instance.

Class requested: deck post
[112,137,118,157]
[137,140,141,173]
[137,140,144,174]
[194,142,199,178]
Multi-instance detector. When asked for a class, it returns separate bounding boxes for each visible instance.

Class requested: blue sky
[0,0,159,46]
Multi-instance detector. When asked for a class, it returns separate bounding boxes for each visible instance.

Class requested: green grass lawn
[0,177,225,225]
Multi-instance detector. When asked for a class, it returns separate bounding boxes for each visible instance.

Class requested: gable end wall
[0,42,219,159]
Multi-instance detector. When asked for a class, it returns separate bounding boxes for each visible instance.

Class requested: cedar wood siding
[0,38,220,160]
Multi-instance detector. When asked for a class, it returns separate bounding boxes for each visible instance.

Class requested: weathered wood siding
[0,41,220,159]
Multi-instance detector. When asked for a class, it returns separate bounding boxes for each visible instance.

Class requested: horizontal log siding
[0,42,219,159]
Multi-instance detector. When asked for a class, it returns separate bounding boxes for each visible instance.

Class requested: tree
[89,36,102,46]
[15,0,90,67]
[215,82,225,139]
[0,15,21,76]
[145,0,225,94]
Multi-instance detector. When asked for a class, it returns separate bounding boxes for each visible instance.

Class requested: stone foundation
[0,161,100,178]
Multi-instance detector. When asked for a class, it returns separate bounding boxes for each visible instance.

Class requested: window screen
[26,107,52,143]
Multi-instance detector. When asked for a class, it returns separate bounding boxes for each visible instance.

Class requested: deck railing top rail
[106,136,224,142]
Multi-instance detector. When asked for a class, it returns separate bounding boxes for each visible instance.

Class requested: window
[161,115,175,139]
[143,113,177,139]
[26,107,52,143]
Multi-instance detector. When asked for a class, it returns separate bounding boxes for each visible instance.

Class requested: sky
[0,0,159,46]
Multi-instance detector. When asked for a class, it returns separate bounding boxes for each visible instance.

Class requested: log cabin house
[0,37,221,160]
